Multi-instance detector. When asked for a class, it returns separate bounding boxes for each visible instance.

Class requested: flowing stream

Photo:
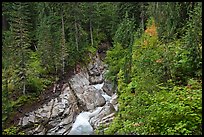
[68,82,115,135]
[17,53,118,135]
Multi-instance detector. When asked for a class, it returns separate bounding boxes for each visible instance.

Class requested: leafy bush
[27,77,44,94]
[3,126,25,135]
[181,2,202,79]
[93,30,106,48]
[105,43,127,82]
[26,52,48,94]
[130,18,163,92]
[105,79,202,135]
[86,45,97,54]
[3,126,19,135]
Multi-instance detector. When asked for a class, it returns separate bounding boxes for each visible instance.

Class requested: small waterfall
[17,54,117,135]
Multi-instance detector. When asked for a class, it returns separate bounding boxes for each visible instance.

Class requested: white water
[101,94,111,102]
[68,107,103,135]
[68,82,114,135]
[93,82,111,102]
[68,112,93,135]
[93,83,104,90]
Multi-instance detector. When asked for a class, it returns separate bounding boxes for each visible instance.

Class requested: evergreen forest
[2,2,202,135]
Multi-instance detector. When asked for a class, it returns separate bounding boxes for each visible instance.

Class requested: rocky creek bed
[16,53,118,135]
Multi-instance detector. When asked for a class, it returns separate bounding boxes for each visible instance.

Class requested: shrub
[27,77,44,94]
[3,126,25,135]
[105,79,202,135]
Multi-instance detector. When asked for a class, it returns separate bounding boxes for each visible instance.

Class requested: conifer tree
[10,2,31,95]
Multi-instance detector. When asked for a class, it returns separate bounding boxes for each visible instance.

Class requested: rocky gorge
[16,53,118,135]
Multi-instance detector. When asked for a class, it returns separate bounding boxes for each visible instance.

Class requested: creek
[17,53,118,135]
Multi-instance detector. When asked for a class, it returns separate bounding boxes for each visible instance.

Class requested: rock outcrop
[17,53,117,135]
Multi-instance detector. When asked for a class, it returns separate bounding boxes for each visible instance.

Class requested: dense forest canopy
[2,2,202,135]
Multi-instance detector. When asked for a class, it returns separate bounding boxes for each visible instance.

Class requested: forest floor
[4,68,75,130]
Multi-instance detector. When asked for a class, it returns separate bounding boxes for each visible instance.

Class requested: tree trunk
[141,3,144,31]
[5,72,9,101]
[23,80,26,95]
[20,18,26,95]
[90,20,94,46]
[2,15,8,31]
[22,50,26,95]
[74,17,79,51]
[55,60,58,82]
[61,12,66,74]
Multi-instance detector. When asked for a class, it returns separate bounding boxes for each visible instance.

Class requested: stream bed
[17,53,118,135]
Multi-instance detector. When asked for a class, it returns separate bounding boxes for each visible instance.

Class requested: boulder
[97,112,115,127]
[69,70,90,87]
[110,93,118,106]
[89,75,103,85]
[76,86,106,110]
[102,80,114,96]
[17,54,117,135]
[18,84,81,135]
[22,117,30,127]
[90,103,115,129]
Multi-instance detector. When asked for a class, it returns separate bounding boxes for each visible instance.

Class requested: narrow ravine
[17,53,118,135]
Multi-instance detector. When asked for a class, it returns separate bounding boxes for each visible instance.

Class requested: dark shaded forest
[2,2,202,135]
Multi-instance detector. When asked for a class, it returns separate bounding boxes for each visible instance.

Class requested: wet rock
[110,93,118,106]
[51,98,66,118]
[22,117,30,126]
[28,114,35,123]
[76,86,106,110]
[47,119,73,135]
[18,84,81,135]
[89,67,100,76]
[47,118,61,128]
[89,75,103,85]
[102,80,114,96]
[33,125,45,135]
[69,112,93,135]
[35,128,46,135]
[70,70,90,87]
[90,103,115,129]
[17,53,116,135]
[98,112,115,127]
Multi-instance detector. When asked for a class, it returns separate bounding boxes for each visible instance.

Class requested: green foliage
[105,7,202,135]
[148,2,190,42]
[85,45,97,54]
[4,94,37,113]
[3,126,25,135]
[106,79,202,135]
[2,93,38,128]
[104,116,124,135]
[93,31,106,48]
[94,123,108,135]
[2,2,202,135]
[105,43,127,82]
[13,94,37,108]
[26,52,47,94]
[114,15,135,48]
[27,77,44,94]
[181,2,202,78]
[3,126,19,135]
[130,18,163,92]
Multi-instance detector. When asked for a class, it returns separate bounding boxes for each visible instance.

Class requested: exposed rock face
[17,53,118,135]
[102,80,115,96]
[89,75,104,85]
[18,86,80,135]
[90,103,116,129]
[77,86,106,110]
